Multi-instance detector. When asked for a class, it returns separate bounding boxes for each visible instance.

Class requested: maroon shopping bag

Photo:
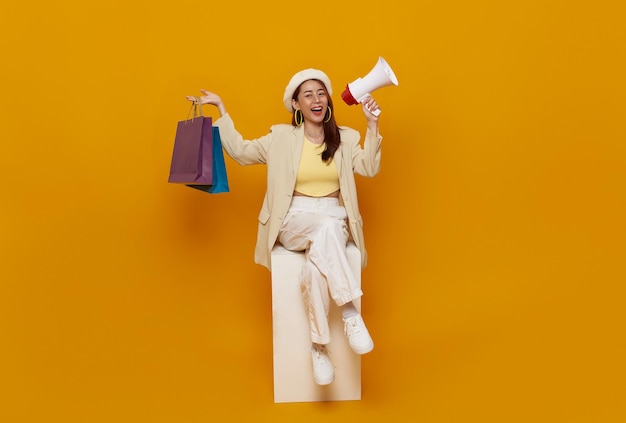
[168,104,213,184]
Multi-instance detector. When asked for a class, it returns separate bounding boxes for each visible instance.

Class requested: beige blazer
[214,113,382,271]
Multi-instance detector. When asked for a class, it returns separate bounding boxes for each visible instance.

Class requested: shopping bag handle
[185,102,204,123]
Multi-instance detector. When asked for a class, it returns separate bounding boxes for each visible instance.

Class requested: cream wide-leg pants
[277,196,363,345]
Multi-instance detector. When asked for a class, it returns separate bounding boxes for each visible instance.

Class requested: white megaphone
[341,56,399,116]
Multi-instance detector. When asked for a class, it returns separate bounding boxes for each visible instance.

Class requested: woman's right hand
[186,89,227,116]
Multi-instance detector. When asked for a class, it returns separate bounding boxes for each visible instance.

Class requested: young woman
[187,68,382,385]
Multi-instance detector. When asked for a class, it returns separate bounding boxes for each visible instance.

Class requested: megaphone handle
[358,92,382,116]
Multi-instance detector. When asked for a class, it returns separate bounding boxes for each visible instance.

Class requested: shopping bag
[168,104,229,193]
[186,126,230,194]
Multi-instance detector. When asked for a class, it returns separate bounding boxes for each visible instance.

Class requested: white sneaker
[310,344,335,385]
[343,315,374,355]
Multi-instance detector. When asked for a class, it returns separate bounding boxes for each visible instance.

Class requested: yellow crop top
[294,137,339,197]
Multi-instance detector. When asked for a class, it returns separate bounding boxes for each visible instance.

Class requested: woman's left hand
[361,96,380,121]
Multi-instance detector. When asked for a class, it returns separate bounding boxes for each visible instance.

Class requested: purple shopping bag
[168,104,213,184]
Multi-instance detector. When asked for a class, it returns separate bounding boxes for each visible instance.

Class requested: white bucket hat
[282,68,333,113]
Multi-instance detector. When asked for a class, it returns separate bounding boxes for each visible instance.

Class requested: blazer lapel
[291,125,305,176]
[334,141,344,178]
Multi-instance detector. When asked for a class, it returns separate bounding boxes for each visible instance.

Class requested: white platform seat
[271,241,362,403]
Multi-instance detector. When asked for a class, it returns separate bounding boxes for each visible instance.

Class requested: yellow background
[1,0,625,421]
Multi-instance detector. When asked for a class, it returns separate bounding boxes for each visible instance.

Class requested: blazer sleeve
[345,127,383,177]
[214,113,271,166]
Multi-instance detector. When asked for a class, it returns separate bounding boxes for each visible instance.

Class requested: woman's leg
[278,197,363,344]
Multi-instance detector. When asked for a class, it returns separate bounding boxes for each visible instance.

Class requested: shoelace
[312,345,335,368]
[344,317,364,337]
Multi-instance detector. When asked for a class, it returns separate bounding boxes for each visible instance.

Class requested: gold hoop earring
[324,106,332,123]
[294,109,303,126]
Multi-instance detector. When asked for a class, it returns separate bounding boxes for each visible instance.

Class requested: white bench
[270,242,362,403]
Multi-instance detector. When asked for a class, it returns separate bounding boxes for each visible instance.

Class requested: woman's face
[293,80,328,125]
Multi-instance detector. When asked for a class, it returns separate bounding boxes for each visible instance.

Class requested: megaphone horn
[341,56,399,116]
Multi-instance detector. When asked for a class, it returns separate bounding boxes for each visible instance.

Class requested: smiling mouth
[312,107,323,113]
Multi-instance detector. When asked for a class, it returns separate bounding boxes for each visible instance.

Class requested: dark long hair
[290,80,340,163]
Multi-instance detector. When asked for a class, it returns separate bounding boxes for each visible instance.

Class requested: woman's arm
[361,96,380,137]
[185,89,269,166]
